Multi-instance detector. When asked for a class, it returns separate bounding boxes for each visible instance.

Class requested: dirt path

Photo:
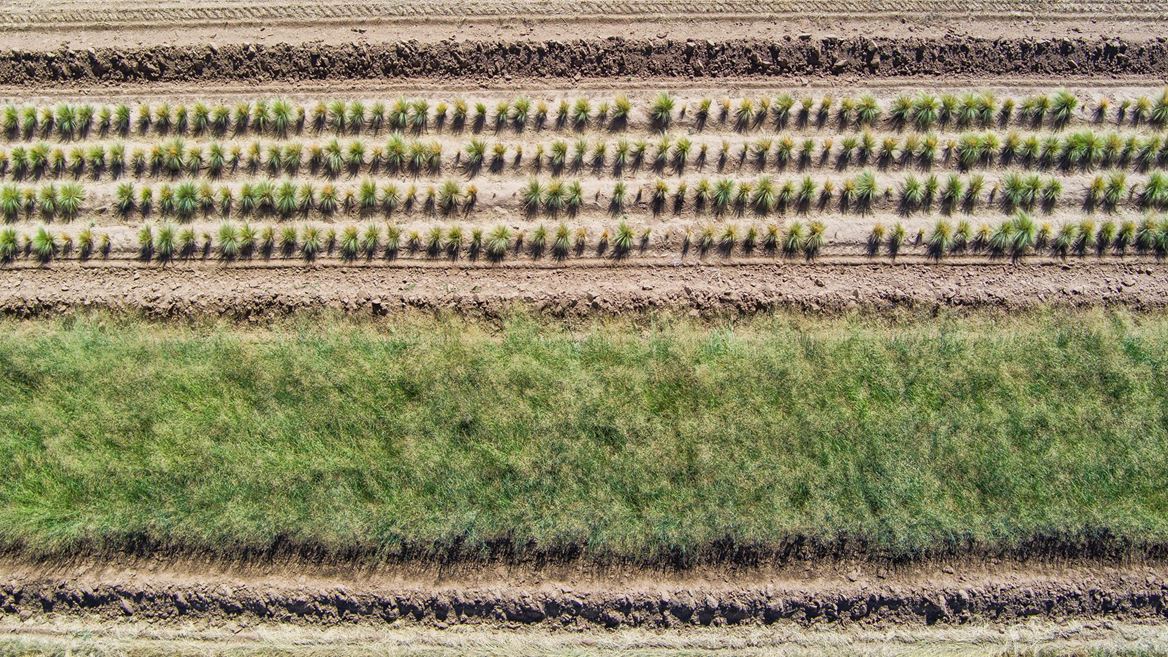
[1,259,1164,317]
[2,0,1167,54]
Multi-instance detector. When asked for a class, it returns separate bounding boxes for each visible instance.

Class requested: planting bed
[3,2,1168,655]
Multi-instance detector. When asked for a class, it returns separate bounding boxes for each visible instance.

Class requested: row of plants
[0,137,443,180]
[5,170,1164,225]
[3,172,1156,226]
[1,219,830,264]
[0,183,86,221]
[7,127,1167,184]
[868,212,1168,259]
[4,90,1166,141]
[9,213,1168,266]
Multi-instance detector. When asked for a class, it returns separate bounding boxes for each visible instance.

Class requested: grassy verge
[1,310,1167,563]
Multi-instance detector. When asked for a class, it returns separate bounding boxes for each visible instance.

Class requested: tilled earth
[1,259,1164,317]
[1,561,1165,629]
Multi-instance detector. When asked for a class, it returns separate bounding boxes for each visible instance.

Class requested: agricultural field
[2,2,1168,656]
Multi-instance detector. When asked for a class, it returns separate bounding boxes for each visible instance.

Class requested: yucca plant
[337,225,360,261]
[866,223,886,256]
[608,181,628,212]
[1096,220,1118,254]
[37,184,57,219]
[602,94,632,128]
[1103,172,1127,209]
[274,225,295,257]
[781,221,806,256]
[300,225,322,260]
[802,221,825,258]
[136,223,155,260]
[486,225,511,260]
[212,222,237,260]
[1050,90,1078,127]
[1142,171,1168,209]
[927,220,953,259]
[1,185,20,221]
[606,220,632,257]
[912,95,941,130]
[552,223,572,259]
[1136,217,1160,253]
[522,178,543,214]
[0,227,17,262]
[571,98,591,129]
[31,225,57,262]
[900,175,925,211]
[318,184,338,215]
[886,222,906,258]
[643,92,674,130]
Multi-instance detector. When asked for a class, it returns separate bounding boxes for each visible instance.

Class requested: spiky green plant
[522,178,543,213]
[644,93,674,130]
[37,184,58,219]
[1051,90,1078,127]
[552,223,571,258]
[337,225,360,261]
[804,221,825,258]
[609,181,627,212]
[606,220,633,257]
[215,222,239,260]
[927,220,953,259]
[572,98,591,128]
[30,225,56,262]
[486,225,511,260]
[299,225,322,260]
[1142,171,1168,209]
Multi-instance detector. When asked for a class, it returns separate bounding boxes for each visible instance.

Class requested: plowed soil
[1,558,1165,629]
[1,259,1165,317]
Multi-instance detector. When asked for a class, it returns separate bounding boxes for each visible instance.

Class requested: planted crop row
[7,128,1168,185]
[868,212,1168,260]
[9,213,1168,267]
[6,170,1165,225]
[9,170,1166,224]
[3,89,1166,142]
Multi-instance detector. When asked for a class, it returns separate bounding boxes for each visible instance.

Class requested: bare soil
[1,259,1164,317]
[0,557,1165,629]
[2,37,1168,88]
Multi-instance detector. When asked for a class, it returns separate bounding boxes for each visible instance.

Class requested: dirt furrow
[4,37,1168,87]
[0,562,1164,629]
[0,260,1163,317]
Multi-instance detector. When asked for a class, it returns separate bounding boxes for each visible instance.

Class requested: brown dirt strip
[3,37,1167,87]
[0,260,1164,317]
[0,559,1165,628]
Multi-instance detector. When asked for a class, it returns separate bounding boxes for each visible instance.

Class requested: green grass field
[1,309,1167,563]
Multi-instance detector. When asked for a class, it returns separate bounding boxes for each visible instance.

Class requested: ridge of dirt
[0,260,1163,318]
[4,37,1168,87]
[0,560,1164,629]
